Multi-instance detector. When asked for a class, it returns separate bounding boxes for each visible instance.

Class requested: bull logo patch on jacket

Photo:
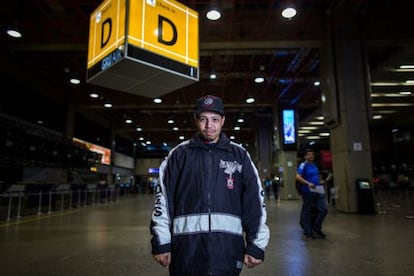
[219,160,242,189]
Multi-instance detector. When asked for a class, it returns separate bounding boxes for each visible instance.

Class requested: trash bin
[355,178,376,214]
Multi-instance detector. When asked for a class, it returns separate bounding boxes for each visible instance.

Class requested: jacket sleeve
[150,158,172,254]
[241,150,270,260]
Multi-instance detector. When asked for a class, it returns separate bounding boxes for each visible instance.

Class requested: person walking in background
[271,173,280,202]
[263,175,272,200]
[150,95,270,275]
[296,148,328,239]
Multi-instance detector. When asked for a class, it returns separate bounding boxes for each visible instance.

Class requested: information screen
[281,109,297,151]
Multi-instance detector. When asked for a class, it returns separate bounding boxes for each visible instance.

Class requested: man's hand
[153,252,171,268]
[244,254,262,268]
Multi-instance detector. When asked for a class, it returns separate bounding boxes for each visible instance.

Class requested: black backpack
[295,162,308,195]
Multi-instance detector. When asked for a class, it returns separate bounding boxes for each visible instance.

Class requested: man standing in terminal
[296,148,328,239]
[150,95,270,275]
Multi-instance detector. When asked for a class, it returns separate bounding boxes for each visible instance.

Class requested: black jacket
[150,133,269,275]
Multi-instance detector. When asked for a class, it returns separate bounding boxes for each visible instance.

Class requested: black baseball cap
[194,95,225,116]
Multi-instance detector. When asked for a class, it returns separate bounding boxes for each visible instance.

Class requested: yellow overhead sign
[87,0,199,97]
[128,0,198,68]
[87,0,126,69]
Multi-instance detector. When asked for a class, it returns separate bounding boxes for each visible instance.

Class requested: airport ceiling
[0,0,413,156]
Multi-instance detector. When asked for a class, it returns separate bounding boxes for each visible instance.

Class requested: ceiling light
[136,127,143,131]
[305,136,321,139]
[153,98,162,103]
[173,127,179,131]
[246,97,255,104]
[104,103,112,108]
[234,126,241,131]
[281,7,297,19]
[230,135,235,140]
[237,118,244,123]
[254,76,265,83]
[70,78,80,84]
[167,119,174,124]
[206,9,221,20]
[314,81,320,86]
[6,28,22,38]
[125,119,133,124]
[210,73,217,79]
[179,136,185,140]
[89,93,99,98]
[400,65,414,69]
[373,114,382,119]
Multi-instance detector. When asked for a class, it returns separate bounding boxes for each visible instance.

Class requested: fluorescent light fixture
[300,126,318,130]
[372,103,414,107]
[305,136,321,139]
[400,65,414,69]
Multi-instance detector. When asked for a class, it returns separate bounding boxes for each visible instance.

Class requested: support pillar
[321,14,375,213]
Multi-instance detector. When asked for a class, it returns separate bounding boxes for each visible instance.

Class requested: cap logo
[203,97,215,107]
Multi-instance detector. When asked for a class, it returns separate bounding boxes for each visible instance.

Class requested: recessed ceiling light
[246,97,255,104]
[206,9,221,20]
[254,76,265,83]
[153,98,162,103]
[281,7,297,19]
[6,28,22,38]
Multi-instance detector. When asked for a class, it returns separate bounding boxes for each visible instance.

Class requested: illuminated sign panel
[86,0,199,98]
[280,109,298,151]
[128,0,198,68]
[87,0,126,69]
[73,138,111,165]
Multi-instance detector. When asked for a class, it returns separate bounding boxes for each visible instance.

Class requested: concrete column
[278,151,299,200]
[255,112,274,179]
[321,15,375,213]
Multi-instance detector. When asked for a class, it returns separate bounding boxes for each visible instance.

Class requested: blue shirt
[297,162,321,193]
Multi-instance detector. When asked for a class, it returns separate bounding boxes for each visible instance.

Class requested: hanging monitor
[280,109,298,151]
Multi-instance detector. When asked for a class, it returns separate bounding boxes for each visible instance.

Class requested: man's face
[194,111,225,143]
[305,151,315,162]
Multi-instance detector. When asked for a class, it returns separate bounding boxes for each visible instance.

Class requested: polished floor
[1,191,413,276]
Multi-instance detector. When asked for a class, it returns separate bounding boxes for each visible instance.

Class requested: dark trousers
[301,192,328,236]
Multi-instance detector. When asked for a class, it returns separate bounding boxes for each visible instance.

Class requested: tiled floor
[0,192,413,276]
